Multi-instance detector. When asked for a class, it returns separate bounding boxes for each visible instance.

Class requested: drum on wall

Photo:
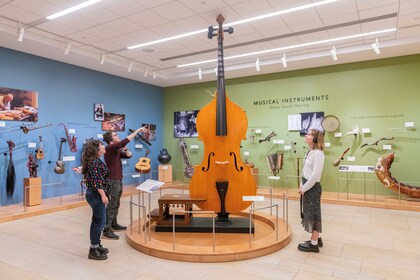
[321,115,340,132]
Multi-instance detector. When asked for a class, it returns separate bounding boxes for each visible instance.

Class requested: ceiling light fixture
[100,53,105,65]
[372,38,381,55]
[330,45,337,61]
[144,68,148,77]
[127,0,337,50]
[177,28,396,68]
[281,54,287,68]
[64,42,71,55]
[214,67,218,77]
[256,58,260,71]
[17,24,24,42]
[153,71,156,79]
[128,61,133,72]
[46,0,103,20]
[198,67,202,80]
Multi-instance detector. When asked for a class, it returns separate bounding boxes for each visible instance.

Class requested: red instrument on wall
[189,15,256,221]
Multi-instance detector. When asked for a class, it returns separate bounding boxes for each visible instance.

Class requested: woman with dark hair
[298,128,325,253]
[82,139,110,260]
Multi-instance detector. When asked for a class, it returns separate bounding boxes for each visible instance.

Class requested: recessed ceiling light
[142,48,154,53]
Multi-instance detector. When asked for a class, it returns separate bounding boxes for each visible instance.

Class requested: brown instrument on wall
[189,15,256,221]
[58,123,77,153]
[54,137,67,174]
[35,136,44,160]
[332,147,350,167]
[135,150,151,173]
[6,140,16,198]
[20,122,52,134]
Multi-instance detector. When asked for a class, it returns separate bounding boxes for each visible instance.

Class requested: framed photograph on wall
[94,103,104,121]
[173,110,199,138]
[300,111,324,135]
[102,112,125,131]
[0,87,38,122]
[141,123,156,141]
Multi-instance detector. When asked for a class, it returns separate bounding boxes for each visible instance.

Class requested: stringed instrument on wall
[54,138,67,174]
[135,150,151,173]
[189,15,256,220]
[35,136,44,160]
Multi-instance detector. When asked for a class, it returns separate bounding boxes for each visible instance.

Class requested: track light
[100,53,105,64]
[153,71,156,79]
[330,45,337,61]
[128,61,133,72]
[17,24,24,42]
[281,54,287,68]
[198,67,202,80]
[371,38,380,55]
[144,68,148,77]
[64,42,71,55]
[256,58,260,71]
[214,67,218,77]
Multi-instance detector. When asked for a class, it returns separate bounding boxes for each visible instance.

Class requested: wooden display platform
[126,211,292,262]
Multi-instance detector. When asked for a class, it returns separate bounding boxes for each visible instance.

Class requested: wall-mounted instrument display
[178,137,194,178]
[321,115,340,132]
[332,147,350,167]
[361,137,395,148]
[258,131,277,144]
[266,153,283,176]
[189,15,256,221]
[375,153,420,198]
[35,136,44,160]
[58,123,77,153]
[6,140,16,198]
[20,122,52,134]
[54,138,67,174]
[135,150,151,173]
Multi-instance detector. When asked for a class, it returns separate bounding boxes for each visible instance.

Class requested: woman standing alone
[82,140,110,260]
[298,128,325,253]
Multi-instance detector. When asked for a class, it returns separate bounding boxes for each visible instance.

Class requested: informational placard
[273,139,284,144]
[63,156,75,162]
[136,179,165,193]
[338,165,374,173]
[242,195,265,202]
[334,132,342,137]
[268,176,280,180]
[28,142,36,148]
[135,144,143,149]
[288,114,301,131]
[362,128,371,133]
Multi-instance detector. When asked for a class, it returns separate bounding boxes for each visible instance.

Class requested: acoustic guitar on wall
[135,150,151,173]
[35,136,44,160]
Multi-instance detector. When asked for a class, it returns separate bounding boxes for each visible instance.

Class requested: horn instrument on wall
[58,123,77,153]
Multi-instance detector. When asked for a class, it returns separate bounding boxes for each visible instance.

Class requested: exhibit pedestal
[24,177,42,206]
[158,165,172,183]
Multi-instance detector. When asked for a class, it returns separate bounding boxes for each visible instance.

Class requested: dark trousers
[86,188,106,245]
[104,179,123,231]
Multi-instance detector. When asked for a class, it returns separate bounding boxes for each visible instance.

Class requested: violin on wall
[189,15,256,220]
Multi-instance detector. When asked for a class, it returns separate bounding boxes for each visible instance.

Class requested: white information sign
[136,179,165,193]
[338,165,374,173]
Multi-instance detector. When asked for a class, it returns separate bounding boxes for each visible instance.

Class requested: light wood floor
[1,183,420,279]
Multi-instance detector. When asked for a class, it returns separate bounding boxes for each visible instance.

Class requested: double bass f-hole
[229,152,243,172]
[201,152,215,172]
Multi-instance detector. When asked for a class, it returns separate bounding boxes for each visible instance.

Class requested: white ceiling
[1,0,420,87]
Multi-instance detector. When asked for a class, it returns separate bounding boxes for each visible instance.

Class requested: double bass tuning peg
[207,26,215,39]
[224,27,234,34]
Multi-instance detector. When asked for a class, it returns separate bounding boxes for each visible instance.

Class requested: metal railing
[172,209,216,252]
[129,194,147,243]
[248,203,279,248]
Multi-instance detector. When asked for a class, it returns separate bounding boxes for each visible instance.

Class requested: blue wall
[0,47,163,206]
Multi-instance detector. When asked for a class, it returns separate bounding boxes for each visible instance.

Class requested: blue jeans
[86,188,106,245]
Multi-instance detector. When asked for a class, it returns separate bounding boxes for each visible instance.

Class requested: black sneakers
[298,241,319,253]
[112,224,127,231]
[88,248,107,260]
[303,237,323,248]
[102,230,119,240]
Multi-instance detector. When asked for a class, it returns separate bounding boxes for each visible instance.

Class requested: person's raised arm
[127,125,148,142]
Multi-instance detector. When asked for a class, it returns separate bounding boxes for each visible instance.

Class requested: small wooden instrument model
[332,147,350,167]
[135,150,151,173]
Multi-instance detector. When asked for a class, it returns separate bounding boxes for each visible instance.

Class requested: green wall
[163,54,420,197]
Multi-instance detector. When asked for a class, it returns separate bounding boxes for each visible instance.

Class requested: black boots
[88,247,107,260]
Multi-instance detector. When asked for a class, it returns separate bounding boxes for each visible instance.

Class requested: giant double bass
[189,15,256,221]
